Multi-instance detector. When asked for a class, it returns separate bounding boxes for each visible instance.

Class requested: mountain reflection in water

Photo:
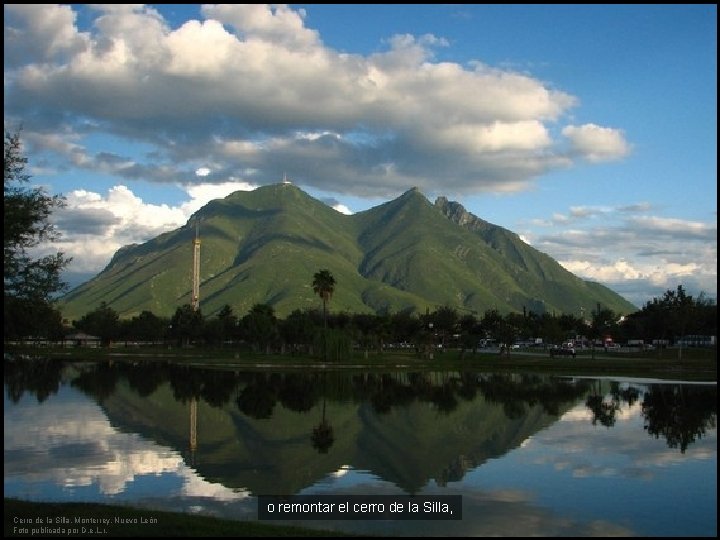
[4,357,717,537]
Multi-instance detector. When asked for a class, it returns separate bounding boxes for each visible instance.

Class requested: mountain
[59,183,636,320]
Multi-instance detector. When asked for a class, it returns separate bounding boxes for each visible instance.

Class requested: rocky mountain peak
[434,196,489,230]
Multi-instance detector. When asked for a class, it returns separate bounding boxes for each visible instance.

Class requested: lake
[4,358,717,536]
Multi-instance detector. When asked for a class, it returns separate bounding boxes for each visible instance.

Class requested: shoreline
[5,346,716,382]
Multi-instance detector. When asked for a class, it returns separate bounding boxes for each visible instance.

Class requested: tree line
[8,285,714,356]
[4,129,716,351]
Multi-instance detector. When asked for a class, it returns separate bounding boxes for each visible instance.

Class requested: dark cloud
[53,207,120,234]
[320,197,342,207]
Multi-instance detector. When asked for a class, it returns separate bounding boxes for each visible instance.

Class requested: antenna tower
[191,220,201,311]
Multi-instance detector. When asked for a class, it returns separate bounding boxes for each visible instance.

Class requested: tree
[4,130,69,301]
[312,269,336,328]
[432,306,458,350]
[217,304,239,345]
[590,303,617,359]
[458,314,480,357]
[123,310,167,342]
[557,313,584,340]
[538,313,564,348]
[242,304,279,353]
[74,302,120,347]
[480,309,502,338]
[4,294,64,341]
[312,269,336,360]
[661,286,694,361]
[390,311,422,345]
[352,313,380,358]
[202,305,237,347]
[631,285,712,359]
[692,293,717,335]
[495,317,519,356]
[169,304,204,347]
[281,309,318,354]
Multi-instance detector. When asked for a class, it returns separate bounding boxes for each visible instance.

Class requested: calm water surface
[4,359,717,536]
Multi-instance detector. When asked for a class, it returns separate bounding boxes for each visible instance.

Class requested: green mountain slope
[434,196,637,315]
[60,183,635,320]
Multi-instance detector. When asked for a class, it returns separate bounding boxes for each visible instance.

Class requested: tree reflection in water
[236,373,277,419]
[478,373,592,418]
[582,379,717,452]
[585,380,621,428]
[4,356,717,457]
[311,373,334,454]
[71,361,119,404]
[4,355,65,403]
[642,384,717,453]
[312,398,334,454]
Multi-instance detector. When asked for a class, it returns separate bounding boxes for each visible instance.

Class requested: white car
[550,345,576,358]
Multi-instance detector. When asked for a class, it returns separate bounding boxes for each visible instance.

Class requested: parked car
[550,345,576,358]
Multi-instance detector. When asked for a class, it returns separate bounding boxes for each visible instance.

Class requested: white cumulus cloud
[4,4,628,197]
[42,182,254,277]
[5,388,248,500]
[562,124,631,162]
[524,204,716,305]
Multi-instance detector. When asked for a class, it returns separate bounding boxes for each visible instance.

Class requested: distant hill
[59,183,636,320]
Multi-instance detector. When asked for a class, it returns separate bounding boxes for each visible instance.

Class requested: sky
[4,4,717,308]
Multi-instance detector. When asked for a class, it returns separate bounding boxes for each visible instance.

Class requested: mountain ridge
[60,183,636,319]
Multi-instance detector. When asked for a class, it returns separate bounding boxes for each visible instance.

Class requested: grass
[456,349,717,381]
[6,344,716,381]
[4,499,350,537]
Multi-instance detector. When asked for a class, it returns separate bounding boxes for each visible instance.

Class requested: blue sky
[4,4,716,307]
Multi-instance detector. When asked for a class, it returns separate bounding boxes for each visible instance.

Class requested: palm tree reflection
[311,374,334,454]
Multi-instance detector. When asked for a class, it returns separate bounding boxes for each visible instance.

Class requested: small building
[676,335,716,348]
[64,332,101,348]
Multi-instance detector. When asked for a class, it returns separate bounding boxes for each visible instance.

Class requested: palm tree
[312,269,336,329]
